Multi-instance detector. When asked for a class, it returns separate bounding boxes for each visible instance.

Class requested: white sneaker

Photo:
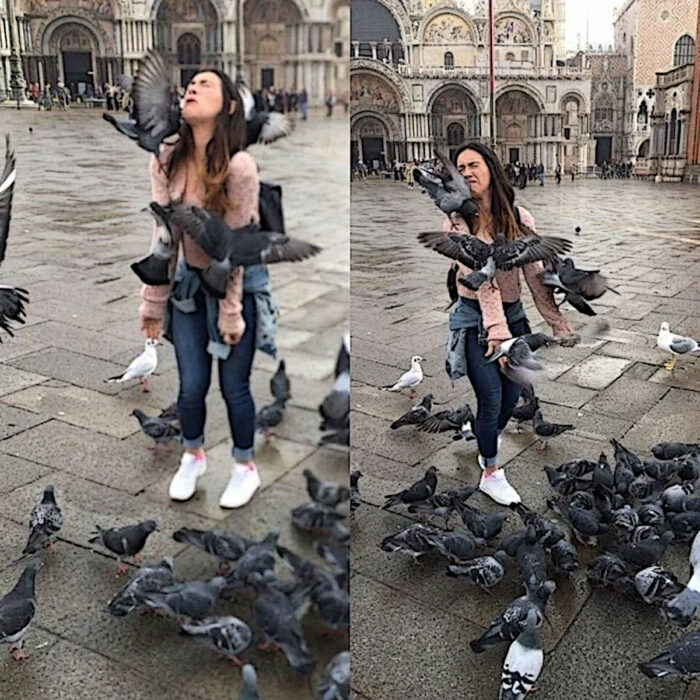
[219,462,261,509]
[169,452,207,501]
[479,469,521,506]
[478,436,503,470]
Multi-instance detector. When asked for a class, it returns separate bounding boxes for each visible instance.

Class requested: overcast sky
[565,0,620,51]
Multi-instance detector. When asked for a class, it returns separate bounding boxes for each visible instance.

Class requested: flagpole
[488,0,496,148]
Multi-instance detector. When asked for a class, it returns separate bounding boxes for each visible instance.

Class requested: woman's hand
[485,339,507,369]
[141,318,162,340]
[223,331,243,346]
[558,333,581,348]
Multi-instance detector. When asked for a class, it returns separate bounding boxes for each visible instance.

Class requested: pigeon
[317,651,350,700]
[556,458,597,477]
[382,356,424,397]
[587,553,629,589]
[646,458,681,483]
[488,333,558,362]
[670,512,700,542]
[639,630,700,679]
[488,338,548,388]
[499,608,543,699]
[407,486,476,527]
[292,502,345,535]
[380,523,438,564]
[390,394,433,429]
[418,403,474,437]
[446,551,507,589]
[224,528,280,589]
[142,576,227,620]
[633,566,683,605]
[628,474,662,501]
[545,256,619,301]
[102,51,181,156]
[158,402,179,423]
[512,503,566,548]
[172,528,252,570]
[253,585,315,674]
[454,502,508,540]
[106,340,159,392]
[383,466,438,510]
[255,398,286,438]
[657,321,700,371]
[417,229,572,291]
[130,202,176,285]
[612,505,640,537]
[23,485,62,555]
[107,556,175,616]
[593,453,615,493]
[320,342,350,433]
[470,580,556,653]
[270,359,291,404]
[315,542,349,577]
[662,484,693,512]
[445,264,459,310]
[318,426,349,449]
[514,526,549,593]
[413,151,479,220]
[613,531,674,569]
[238,79,294,146]
[611,438,645,477]
[547,499,608,546]
[0,135,29,341]
[425,528,486,564]
[350,470,362,513]
[162,205,321,298]
[303,470,350,508]
[88,520,158,575]
[543,467,588,496]
[549,538,579,575]
[637,503,666,526]
[132,409,180,447]
[652,442,699,461]
[0,560,41,661]
[533,410,574,450]
[180,615,252,665]
[511,385,539,432]
[238,663,262,699]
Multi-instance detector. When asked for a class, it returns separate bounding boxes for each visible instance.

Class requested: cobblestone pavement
[0,108,348,699]
[350,177,700,700]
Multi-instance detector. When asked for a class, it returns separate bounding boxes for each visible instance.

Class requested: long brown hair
[453,142,532,242]
[167,69,247,216]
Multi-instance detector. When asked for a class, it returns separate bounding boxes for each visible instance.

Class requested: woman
[442,143,577,506]
[140,69,274,509]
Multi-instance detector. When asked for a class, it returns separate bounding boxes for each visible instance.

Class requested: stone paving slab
[351,178,700,699]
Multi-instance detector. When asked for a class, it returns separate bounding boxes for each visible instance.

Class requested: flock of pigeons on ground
[0,467,350,697]
[359,150,700,697]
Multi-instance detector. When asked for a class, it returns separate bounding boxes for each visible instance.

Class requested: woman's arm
[517,206,573,336]
[138,152,178,327]
[218,151,260,341]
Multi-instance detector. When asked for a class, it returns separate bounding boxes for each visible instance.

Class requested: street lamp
[5,0,28,106]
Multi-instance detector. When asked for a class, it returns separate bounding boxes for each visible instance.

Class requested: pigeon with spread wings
[0,136,29,341]
[417,229,572,291]
[161,202,321,298]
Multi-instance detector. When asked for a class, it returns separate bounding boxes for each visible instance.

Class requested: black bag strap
[259,181,285,234]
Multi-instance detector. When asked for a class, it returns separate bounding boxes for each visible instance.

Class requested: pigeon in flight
[0,560,41,661]
[130,202,177,286]
[238,79,294,146]
[0,135,29,341]
[88,520,158,575]
[413,151,479,221]
[382,356,424,397]
[162,204,321,298]
[418,402,474,439]
[487,337,548,388]
[23,486,63,555]
[417,229,571,291]
[390,394,433,430]
[657,321,700,371]
[106,339,159,392]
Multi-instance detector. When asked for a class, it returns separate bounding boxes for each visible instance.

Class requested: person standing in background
[300,87,308,120]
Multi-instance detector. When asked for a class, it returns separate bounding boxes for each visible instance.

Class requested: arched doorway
[59,26,97,91]
[495,88,540,164]
[352,114,390,169]
[430,86,479,157]
[244,0,303,94]
[155,0,219,87]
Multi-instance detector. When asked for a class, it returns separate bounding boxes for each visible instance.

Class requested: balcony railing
[656,63,695,88]
[395,64,589,79]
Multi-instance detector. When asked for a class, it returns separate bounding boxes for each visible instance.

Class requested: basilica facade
[350,0,594,172]
[0,0,349,104]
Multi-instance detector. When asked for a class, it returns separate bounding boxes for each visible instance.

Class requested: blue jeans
[465,315,531,467]
[171,290,257,461]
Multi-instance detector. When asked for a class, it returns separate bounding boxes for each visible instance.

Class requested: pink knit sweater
[138,144,260,339]
[443,206,572,341]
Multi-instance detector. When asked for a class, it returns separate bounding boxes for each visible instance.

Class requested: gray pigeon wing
[0,135,16,266]
[498,235,571,270]
[0,597,35,639]
[133,52,176,134]
[417,230,487,269]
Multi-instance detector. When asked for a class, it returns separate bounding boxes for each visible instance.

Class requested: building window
[668,108,677,154]
[444,51,454,69]
[335,41,343,58]
[673,35,695,66]
[505,51,515,61]
[637,100,648,124]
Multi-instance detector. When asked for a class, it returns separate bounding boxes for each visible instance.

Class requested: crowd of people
[599,160,634,179]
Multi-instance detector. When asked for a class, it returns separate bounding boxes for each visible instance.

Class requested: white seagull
[382,356,424,398]
[106,339,159,392]
[657,322,700,371]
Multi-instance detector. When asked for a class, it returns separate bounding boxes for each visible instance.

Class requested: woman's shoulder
[515,204,536,230]
[229,150,258,178]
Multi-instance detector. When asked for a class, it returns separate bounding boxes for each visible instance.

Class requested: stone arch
[351,109,400,141]
[638,139,650,157]
[40,14,109,56]
[495,83,544,112]
[493,12,535,46]
[350,70,404,114]
[350,60,411,110]
[151,0,223,21]
[558,89,588,114]
[426,81,482,114]
[419,7,477,44]
[351,0,409,46]
[428,83,481,151]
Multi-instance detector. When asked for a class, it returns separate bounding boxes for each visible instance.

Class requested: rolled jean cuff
[180,434,205,449]
[483,455,499,468]
[233,446,254,461]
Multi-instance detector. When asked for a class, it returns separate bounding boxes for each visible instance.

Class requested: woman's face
[183,71,235,125]
[456,149,491,199]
